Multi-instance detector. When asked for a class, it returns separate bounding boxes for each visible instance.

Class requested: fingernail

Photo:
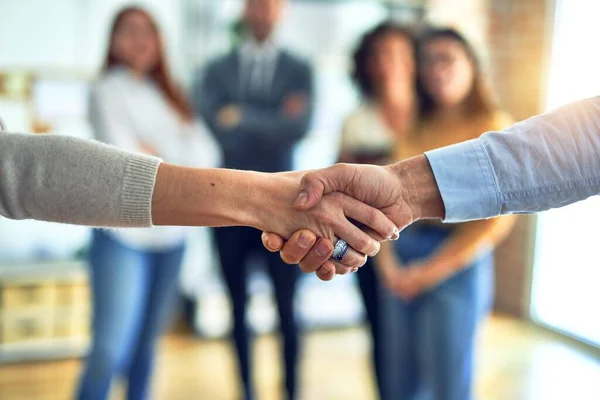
[298,232,312,249]
[391,227,400,241]
[265,238,274,249]
[294,191,308,207]
[315,241,331,257]
[352,267,359,273]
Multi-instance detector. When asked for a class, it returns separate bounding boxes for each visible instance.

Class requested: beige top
[339,104,396,154]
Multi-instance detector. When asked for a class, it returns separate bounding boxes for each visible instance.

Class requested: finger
[261,232,284,252]
[295,164,351,211]
[342,196,398,240]
[334,263,354,275]
[298,237,334,273]
[360,226,400,242]
[279,230,317,265]
[335,220,381,257]
[332,246,368,271]
[316,263,336,281]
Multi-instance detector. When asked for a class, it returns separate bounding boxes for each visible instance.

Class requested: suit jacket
[192,49,314,172]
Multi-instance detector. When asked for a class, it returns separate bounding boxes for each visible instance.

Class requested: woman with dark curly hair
[337,22,418,397]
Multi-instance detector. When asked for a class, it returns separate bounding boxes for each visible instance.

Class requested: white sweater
[88,68,221,250]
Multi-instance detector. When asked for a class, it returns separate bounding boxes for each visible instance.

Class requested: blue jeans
[78,230,184,400]
[380,224,494,400]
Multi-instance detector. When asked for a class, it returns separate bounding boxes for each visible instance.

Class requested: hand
[385,267,425,301]
[282,94,307,117]
[261,231,364,281]
[295,157,444,229]
[254,173,397,270]
[217,104,242,128]
[261,157,445,275]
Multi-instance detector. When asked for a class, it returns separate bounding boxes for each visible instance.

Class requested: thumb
[294,164,349,211]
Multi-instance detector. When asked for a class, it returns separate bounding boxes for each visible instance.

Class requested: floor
[1,315,599,400]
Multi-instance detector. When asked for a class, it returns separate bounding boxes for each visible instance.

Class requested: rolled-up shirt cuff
[425,139,501,223]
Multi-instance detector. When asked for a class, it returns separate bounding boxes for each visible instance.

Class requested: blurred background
[1,0,600,399]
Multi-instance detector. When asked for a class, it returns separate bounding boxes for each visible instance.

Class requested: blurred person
[77,7,223,400]
[361,28,516,400]
[337,23,417,398]
[192,0,313,398]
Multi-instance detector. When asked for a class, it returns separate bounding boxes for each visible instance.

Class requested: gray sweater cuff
[120,155,162,227]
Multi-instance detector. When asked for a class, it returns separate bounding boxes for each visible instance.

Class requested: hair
[416,27,496,119]
[352,22,417,99]
[103,6,193,121]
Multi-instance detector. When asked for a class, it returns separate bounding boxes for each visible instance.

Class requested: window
[530,0,600,347]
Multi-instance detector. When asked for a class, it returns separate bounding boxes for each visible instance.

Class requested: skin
[111,11,160,76]
[151,164,400,276]
[262,156,445,280]
[419,37,475,117]
[110,11,161,155]
[368,32,415,101]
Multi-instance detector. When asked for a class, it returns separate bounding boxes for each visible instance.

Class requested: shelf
[0,337,88,364]
[0,260,88,283]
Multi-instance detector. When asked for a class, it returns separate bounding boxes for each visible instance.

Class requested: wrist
[389,155,445,222]
[241,172,301,235]
[415,259,450,289]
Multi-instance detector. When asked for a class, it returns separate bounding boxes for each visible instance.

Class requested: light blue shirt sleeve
[425,96,600,222]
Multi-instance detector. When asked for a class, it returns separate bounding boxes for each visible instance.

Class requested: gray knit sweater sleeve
[0,132,162,227]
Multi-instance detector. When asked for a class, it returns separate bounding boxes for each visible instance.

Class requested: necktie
[248,54,265,97]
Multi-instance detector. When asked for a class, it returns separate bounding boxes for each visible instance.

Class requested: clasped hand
[259,157,444,281]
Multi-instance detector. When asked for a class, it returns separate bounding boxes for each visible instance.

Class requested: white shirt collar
[240,36,278,61]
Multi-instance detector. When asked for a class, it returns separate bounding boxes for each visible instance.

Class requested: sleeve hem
[119,154,162,227]
[425,139,501,222]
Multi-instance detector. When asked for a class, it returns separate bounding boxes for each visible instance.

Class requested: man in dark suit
[192,1,313,399]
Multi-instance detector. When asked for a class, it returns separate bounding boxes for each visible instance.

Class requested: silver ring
[331,239,349,262]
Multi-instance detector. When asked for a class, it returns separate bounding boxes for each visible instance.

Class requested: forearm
[0,132,160,227]
[426,96,600,222]
[151,164,271,229]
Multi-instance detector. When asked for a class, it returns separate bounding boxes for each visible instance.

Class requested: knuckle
[366,207,379,226]
[354,237,372,254]
[336,265,350,275]
[329,192,345,204]
[319,211,336,228]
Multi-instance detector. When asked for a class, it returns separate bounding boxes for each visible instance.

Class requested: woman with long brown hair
[374,28,516,399]
[77,7,221,399]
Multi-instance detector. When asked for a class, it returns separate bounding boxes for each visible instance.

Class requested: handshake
[255,155,445,281]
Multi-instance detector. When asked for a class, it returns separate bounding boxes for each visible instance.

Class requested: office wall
[426,0,553,317]
[0,0,185,77]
